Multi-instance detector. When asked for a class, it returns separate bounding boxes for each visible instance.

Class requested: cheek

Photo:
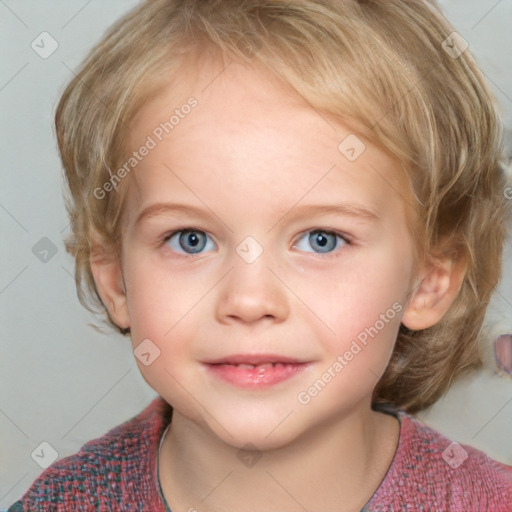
[124,253,202,339]
[127,273,202,418]
[122,251,208,357]
[293,250,412,392]
[300,269,405,406]
[300,259,408,337]
[123,259,189,387]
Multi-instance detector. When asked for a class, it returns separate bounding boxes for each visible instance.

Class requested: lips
[205,354,305,366]
[203,354,309,389]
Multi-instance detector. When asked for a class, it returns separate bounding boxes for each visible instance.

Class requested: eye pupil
[316,234,327,246]
[309,230,337,253]
[179,230,205,253]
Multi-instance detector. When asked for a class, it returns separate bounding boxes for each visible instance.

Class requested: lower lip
[205,362,307,389]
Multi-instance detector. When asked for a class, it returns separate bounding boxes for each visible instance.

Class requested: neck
[158,402,399,512]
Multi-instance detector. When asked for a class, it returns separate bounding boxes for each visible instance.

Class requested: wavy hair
[55,0,511,412]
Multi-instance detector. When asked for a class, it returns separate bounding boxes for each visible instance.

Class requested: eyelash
[161,228,352,257]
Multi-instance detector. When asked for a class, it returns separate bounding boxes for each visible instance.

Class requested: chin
[204,405,307,452]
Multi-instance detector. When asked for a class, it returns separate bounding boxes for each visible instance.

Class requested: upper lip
[203,354,308,365]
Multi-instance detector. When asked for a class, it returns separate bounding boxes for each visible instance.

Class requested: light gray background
[1,0,511,506]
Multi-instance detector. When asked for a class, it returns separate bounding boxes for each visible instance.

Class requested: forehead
[123,61,411,228]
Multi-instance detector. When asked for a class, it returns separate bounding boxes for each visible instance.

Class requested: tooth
[238,363,255,369]
[258,363,273,371]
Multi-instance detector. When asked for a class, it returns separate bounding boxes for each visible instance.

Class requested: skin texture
[91,61,466,511]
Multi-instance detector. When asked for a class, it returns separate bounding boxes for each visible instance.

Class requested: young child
[10,0,512,510]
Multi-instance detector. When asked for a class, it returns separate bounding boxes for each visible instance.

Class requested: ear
[90,246,130,330]
[402,252,467,331]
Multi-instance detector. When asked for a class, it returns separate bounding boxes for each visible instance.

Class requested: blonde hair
[56,0,511,412]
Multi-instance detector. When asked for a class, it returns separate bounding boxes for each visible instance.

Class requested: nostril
[494,334,512,374]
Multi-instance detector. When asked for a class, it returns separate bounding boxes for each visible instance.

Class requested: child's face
[115,62,418,449]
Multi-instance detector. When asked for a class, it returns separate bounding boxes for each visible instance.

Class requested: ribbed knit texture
[11,398,512,511]
[14,399,171,512]
[366,408,512,511]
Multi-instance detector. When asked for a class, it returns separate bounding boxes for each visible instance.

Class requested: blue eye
[165,229,216,254]
[295,230,347,254]
[164,228,347,255]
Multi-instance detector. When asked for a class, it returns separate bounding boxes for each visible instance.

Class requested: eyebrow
[134,201,382,227]
[278,203,382,223]
[134,203,215,227]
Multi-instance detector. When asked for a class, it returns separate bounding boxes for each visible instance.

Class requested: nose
[215,252,290,325]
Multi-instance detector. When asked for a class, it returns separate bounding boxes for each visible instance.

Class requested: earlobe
[90,247,130,330]
[402,253,466,331]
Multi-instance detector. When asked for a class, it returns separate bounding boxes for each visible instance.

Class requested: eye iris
[179,230,205,253]
[310,231,336,253]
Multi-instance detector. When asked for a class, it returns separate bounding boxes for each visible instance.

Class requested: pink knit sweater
[11,398,512,511]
